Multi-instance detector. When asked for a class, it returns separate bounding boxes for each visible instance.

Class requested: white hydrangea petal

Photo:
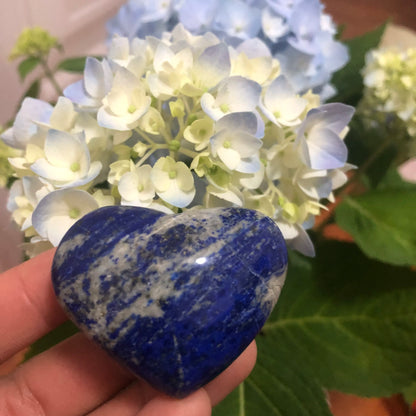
[97,108,130,131]
[0,128,16,148]
[121,197,154,207]
[287,224,316,257]
[157,180,195,208]
[108,36,130,61]
[231,133,262,157]
[331,163,356,189]
[275,220,298,240]
[49,97,77,131]
[236,154,261,173]
[98,97,151,130]
[44,130,86,169]
[194,43,231,89]
[3,98,53,149]
[218,76,261,111]
[119,165,155,201]
[306,103,355,135]
[147,73,175,99]
[176,162,194,192]
[31,159,77,181]
[118,171,139,201]
[238,164,265,188]
[57,161,102,188]
[214,0,261,40]
[84,57,109,98]
[22,176,48,207]
[217,147,241,170]
[320,33,349,73]
[302,128,348,169]
[112,67,138,91]
[215,112,258,136]
[106,90,130,116]
[297,172,332,199]
[32,189,99,247]
[236,37,271,59]
[200,93,224,120]
[265,75,295,107]
[7,180,23,212]
[178,0,219,32]
[279,97,307,123]
[262,8,289,42]
[64,80,98,107]
[153,42,175,73]
[207,184,243,206]
[46,217,77,246]
[151,165,170,192]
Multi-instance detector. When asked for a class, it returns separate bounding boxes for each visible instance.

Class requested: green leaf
[377,167,416,191]
[275,245,416,395]
[402,381,416,408]
[214,344,331,416]
[18,57,40,81]
[335,190,416,265]
[215,243,416,415]
[331,22,387,106]
[25,320,79,361]
[57,56,88,73]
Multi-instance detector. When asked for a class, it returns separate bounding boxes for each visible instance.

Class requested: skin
[0,249,257,416]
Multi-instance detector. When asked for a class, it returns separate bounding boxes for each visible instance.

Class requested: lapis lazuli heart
[51,206,288,398]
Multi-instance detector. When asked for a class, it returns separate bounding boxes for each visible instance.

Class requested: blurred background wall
[0,0,125,125]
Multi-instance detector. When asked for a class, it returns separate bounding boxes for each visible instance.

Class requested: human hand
[0,249,257,415]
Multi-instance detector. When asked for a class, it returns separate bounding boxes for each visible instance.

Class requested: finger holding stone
[87,381,158,416]
[204,340,257,406]
[0,333,135,416]
[0,249,67,363]
[136,389,212,416]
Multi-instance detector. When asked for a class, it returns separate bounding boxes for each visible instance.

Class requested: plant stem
[344,136,393,191]
[39,57,63,96]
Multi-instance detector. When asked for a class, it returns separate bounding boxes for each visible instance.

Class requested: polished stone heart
[52,206,288,397]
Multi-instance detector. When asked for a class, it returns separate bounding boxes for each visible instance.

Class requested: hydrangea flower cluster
[107,0,348,100]
[9,26,60,60]
[361,47,416,142]
[2,25,354,257]
[360,47,416,184]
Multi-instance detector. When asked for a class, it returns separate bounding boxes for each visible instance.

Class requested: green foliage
[9,28,89,102]
[335,190,416,266]
[331,23,387,106]
[377,167,416,191]
[402,381,416,408]
[18,57,40,81]
[57,56,89,73]
[215,244,416,415]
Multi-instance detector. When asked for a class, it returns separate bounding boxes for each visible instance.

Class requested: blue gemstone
[52,206,288,398]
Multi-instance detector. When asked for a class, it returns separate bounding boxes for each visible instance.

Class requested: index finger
[0,249,67,363]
